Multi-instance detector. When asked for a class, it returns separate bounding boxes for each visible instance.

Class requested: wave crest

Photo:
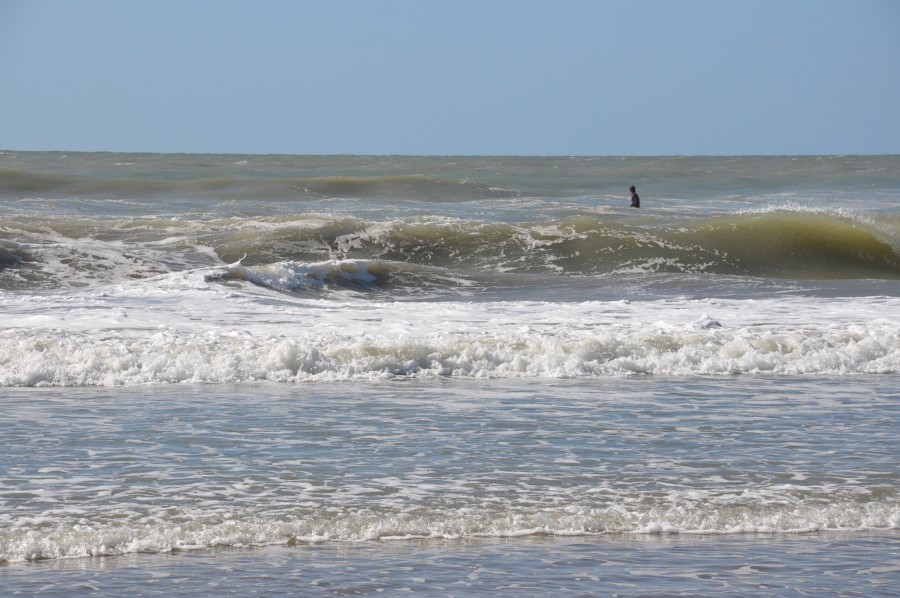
[3,209,899,294]
[213,210,900,280]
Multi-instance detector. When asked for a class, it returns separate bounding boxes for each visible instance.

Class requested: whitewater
[1,152,898,595]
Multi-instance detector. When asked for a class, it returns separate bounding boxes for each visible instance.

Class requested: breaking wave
[3,209,899,293]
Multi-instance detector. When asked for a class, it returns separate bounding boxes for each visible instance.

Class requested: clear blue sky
[2,0,899,155]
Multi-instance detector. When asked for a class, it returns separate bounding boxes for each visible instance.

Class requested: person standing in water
[629,186,640,208]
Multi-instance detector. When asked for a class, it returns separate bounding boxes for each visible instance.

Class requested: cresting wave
[213,259,468,296]
[2,209,900,292]
[3,499,897,562]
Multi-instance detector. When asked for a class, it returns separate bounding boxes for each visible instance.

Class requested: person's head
[629,186,636,193]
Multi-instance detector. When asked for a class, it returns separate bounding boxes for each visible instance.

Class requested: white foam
[234,259,379,291]
[1,270,898,386]
[1,497,896,562]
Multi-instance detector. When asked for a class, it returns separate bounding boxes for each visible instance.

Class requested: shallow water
[2,379,898,563]
[5,533,900,596]
[2,153,899,593]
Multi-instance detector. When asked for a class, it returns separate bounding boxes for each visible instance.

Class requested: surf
[3,208,900,295]
[3,285,898,386]
[203,209,900,280]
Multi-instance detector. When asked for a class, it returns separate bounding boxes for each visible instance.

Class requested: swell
[0,167,518,201]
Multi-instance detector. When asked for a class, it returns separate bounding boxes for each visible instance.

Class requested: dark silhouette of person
[629,186,640,208]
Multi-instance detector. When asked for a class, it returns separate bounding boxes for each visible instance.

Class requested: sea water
[1,153,899,595]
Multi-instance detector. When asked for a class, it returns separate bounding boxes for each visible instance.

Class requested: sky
[1,0,899,156]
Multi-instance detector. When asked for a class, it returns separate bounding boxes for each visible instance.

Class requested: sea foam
[2,272,897,386]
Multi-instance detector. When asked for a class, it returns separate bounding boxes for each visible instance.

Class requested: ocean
[1,152,898,595]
